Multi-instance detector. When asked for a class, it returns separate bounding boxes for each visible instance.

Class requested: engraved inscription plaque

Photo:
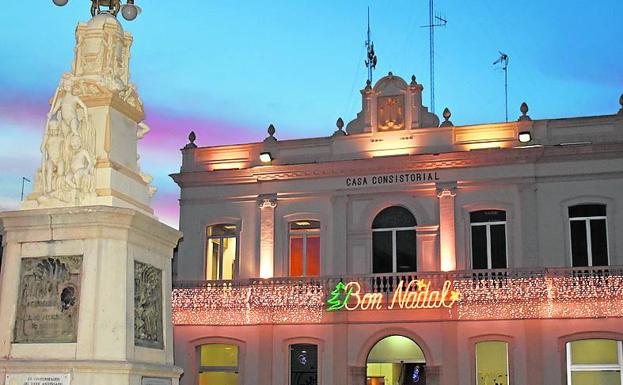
[14,256,82,343]
[134,261,163,349]
[6,373,70,385]
[141,377,172,385]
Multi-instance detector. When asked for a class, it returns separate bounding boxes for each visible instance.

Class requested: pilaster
[436,183,457,271]
[258,194,277,278]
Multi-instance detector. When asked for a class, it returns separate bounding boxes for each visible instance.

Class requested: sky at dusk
[0,0,621,228]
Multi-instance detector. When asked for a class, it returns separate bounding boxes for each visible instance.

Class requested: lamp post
[52,0,142,21]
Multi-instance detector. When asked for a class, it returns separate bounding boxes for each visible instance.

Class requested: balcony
[172,266,623,326]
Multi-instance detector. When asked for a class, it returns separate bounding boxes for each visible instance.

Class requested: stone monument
[0,10,182,385]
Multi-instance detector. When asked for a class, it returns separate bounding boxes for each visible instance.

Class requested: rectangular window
[567,339,623,385]
[569,204,609,267]
[206,224,238,280]
[476,341,509,385]
[290,344,318,385]
[199,343,239,385]
[470,211,507,269]
[289,221,320,276]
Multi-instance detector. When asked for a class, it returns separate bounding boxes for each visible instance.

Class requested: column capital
[435,182,457,198]
[257,194,277,208]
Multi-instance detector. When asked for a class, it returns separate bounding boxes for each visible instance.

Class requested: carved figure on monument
[41,119,66,194]
[65,135,95,201]
[49,75,91,140]
[134,261,164,349]
[33,75,96,206]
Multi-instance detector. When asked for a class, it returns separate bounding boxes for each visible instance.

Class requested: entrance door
[366,335,426,385]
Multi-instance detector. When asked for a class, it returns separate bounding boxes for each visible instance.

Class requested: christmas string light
[172,268,623,326]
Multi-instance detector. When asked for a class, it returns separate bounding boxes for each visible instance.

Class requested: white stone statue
[40,119,65,194]
[65,135,95,201]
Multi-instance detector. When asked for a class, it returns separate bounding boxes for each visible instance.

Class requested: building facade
[171,74,623,385]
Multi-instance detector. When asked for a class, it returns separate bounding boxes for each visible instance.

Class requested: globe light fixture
[121,1,141,21]
[52,0,142,20]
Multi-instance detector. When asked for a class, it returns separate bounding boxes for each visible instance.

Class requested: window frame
[469,210,508,270]
[568,204,610,267]
[474,340,510,385]
[289,343,319,385]
[197,343,241,385]
[372,225,417,273]
[205,224,240,280]
[565,339,623,385]
[288,220,321,277]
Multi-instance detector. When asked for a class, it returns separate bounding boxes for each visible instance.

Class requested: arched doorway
[366,335,426,385]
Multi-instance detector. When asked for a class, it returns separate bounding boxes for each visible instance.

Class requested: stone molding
[172,142,623,187]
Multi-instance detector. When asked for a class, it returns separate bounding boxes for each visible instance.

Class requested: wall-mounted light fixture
[259,152,273,163]
[518,131,532,143]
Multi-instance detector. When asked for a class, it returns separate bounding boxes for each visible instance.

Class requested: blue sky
[0,0,621,227]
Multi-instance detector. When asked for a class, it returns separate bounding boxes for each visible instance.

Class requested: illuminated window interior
[567,339,622,385]
[289,221,320,276]
[476,341,509,385]
[569,204,609,267]
[199,343,239,385]
[206,224,238,280]
[470,210,507,269]
[367,336,425,385]
[372,206,417,273]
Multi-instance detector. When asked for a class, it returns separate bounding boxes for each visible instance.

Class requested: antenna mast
[493,52,509,122]
[365,7,378,84]
[422,0,447,114]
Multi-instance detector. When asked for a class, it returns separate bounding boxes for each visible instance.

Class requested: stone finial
[365,79,372,91]
[264,124,277,142]
[183,131,197,149]
[388,71,394,78]
[618,94,623,115]
[440,107,453,127]
[518,102,531,121]
[332,117,347,137]
[410,75,417,85]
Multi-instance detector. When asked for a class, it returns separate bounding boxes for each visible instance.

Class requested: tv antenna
[421,0,447,114]
[365,7,378,84]
[493,51,509,122]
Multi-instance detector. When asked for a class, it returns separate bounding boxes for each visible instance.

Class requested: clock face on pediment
[377,95,405,131]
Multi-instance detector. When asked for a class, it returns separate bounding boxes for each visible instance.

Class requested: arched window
[372,206,417,273]
[198,343,240,385]
[289,220,320,277]
[290,343,318,385]
[470,210,507,269]
[205,224,239,280]
[475,341,509,385]
[569,204,609,266]
[566,339,622,385]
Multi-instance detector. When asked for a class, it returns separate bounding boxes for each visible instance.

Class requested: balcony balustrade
[172,266,623,326]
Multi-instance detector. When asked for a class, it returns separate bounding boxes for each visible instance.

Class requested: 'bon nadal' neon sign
[326,279,461,311]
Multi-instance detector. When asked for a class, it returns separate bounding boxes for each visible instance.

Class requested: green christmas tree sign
[326,281,353,311]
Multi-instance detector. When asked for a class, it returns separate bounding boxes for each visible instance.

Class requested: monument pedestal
[0,206,182,385]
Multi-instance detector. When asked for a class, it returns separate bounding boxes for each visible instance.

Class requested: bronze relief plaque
[377,95,405,131]
[14,256,82,343]
[134,261,163,349]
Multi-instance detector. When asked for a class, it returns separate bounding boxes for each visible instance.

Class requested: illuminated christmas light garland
[172,270,623,326]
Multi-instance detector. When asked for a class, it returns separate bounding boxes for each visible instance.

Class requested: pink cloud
[142,108,261,150]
